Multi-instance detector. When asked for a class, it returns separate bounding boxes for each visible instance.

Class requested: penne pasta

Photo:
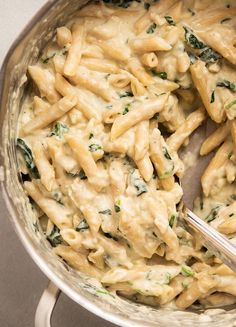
[22,95,77,135]
[32,141,56,191]
[111,94,168,140]
[65,134,109,190]
[55,73,101,120]
[69,66,118,102]
[201,140,233,196]
[130,36,171,53]
[166,108,206,151]
[63,23,85,76]
[28,66,60,104]
[56,26,72,47]
[127,57,155,86]
[24,181,73,229]
[200,123,229,156]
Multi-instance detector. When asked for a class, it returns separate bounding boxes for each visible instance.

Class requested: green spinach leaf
[50,122,69,138]
[47,225,63,247]
[216,80,235,91]
[75,219,89,232]
[164,16,176,26]
[17,138,39,178]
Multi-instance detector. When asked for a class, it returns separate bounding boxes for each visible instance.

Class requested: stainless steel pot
[1,1,236,326]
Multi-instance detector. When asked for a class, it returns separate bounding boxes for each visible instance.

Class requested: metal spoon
[184,208,236,272]
[180,121,236,272]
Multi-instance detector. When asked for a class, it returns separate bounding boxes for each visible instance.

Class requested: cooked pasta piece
[56,26,72,47]
[150,128,175,190]
[28,66,60,104]
[175,274,217,309]
[166,108,206,151]
[55,73,101,121]
[22,96,77,135]
[69,66,118,102]
[111,94,168,140]
[24,182,73,229]
[32,141,56,192]
[134,121,149,161]
[63,23,84,76]
[65,134,109,191]
[33,96,50,116]
[130,36,172,53]
[127,57,155,86]
[200,123,229,156]
[136,153,154,182]
[190,61,225,123]
[201,140,233,196]
[141,52,158,68]
[80,57,119,73]
[54,245,101,278]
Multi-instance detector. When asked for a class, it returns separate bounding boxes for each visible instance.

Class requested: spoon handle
[185,208,236,272]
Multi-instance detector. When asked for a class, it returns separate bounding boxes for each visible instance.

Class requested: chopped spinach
[181,265,195,277]
[144,2,150,9]
[188,52,197,64]
[123,103,131,115]
[89,144,102,152]
[75,219,89,232]
[89,133,94,139]
[119,91,134,98]
[47,225,63,247]
[114,204,121,213]
[50,122,68,138]
[210,90,215,103]
[169,214,177,228]
[187,8,195,16]
[226,100,236,110]
[163,147,172,160]
[216,80,235,91]
[221,17,231,24]
[164,16,176,26]
[98,209,112,215]
[67,169,87,179]
[183,27,205,49]
[231,194,236,201]
[184,27,221,63]
[52,191,64,205]
[123,107,129,115]
[151,69,167,80]
[199,48,221,63]
[103,0,133,8]
[228,151,233,159]
[146,23,157,34]
[114,199,121,212]
[104,233,119,241]
[41,52,56,64]
[205,205,222,223]
[159,164,174,179]
[17,138,39,178]
[131,170,148,196]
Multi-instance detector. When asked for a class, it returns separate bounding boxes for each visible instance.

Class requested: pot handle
[35,281,61,327]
